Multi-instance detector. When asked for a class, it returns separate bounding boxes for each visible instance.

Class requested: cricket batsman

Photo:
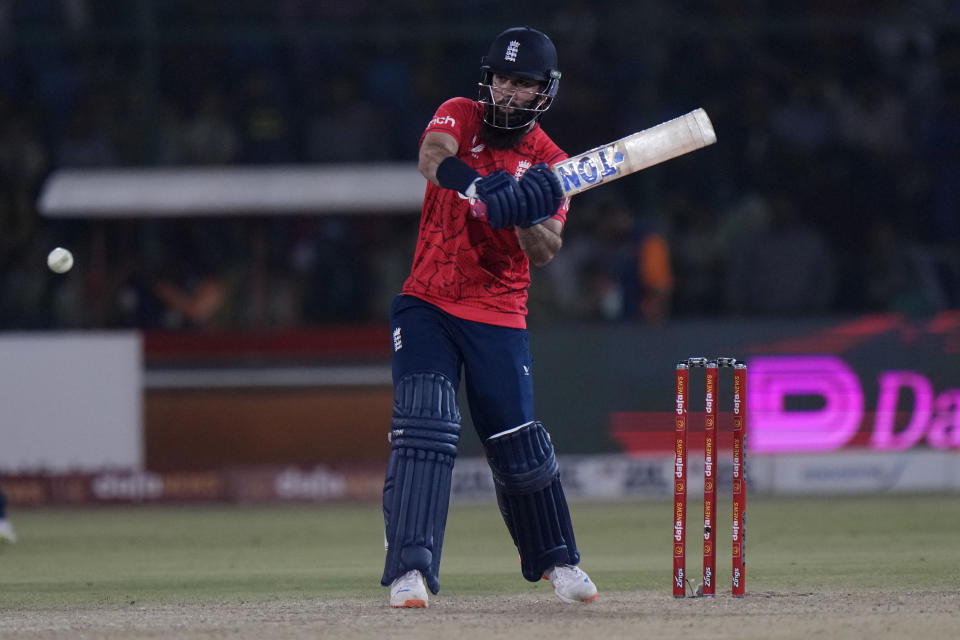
[380,26,598,608]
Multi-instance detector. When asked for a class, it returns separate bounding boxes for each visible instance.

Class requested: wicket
[673,357,747,598]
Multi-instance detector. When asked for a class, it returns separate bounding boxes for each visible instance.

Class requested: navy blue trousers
[390,295,534,440]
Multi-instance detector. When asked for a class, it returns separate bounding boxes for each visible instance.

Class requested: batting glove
[475,170,528,230]
[516,163,563,227]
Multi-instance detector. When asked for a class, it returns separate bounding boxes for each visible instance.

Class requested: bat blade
[551,108,716,198]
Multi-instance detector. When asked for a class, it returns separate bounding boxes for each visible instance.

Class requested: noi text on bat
[552,146,626,194]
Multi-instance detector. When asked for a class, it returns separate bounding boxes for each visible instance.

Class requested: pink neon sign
[749,356,960,452]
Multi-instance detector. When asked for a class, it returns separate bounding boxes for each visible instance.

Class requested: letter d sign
[749,356,864,453]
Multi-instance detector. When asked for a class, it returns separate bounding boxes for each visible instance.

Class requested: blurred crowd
[1,1,959,330]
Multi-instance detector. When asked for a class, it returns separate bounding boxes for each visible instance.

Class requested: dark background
[2,1,958,331]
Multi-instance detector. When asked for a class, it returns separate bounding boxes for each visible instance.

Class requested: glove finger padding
[521,173,547,225]
[500,177,526,227]
[517,163,563,228]
[476,170,526,230]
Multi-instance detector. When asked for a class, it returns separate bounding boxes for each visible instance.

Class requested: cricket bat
[551,108,716,197]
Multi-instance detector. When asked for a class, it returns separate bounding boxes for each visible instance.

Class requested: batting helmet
[478,27,561,129]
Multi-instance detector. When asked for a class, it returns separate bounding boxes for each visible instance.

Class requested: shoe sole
[554,590,599,604]
[391,599,427,608]
[543,572,599,604]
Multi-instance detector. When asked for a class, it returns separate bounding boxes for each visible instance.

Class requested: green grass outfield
[0,493,957,608]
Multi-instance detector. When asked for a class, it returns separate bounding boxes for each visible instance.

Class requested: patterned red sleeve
[419,97,477,151]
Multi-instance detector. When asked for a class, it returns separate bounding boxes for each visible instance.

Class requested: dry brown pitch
[3,590,957,640]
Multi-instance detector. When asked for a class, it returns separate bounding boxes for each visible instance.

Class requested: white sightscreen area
[0,332,142,471]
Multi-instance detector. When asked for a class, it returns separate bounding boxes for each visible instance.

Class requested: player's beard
[480,106,533,150]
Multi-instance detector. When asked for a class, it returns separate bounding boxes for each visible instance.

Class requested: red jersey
[402,97,570,329]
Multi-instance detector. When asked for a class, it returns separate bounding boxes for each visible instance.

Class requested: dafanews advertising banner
[523,312,960,457]
[3,451,958,506]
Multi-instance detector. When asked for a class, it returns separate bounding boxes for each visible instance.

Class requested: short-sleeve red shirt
[402,97,570,329]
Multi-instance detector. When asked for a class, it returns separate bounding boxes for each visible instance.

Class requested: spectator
[0,110,47,266]
[580,199,674,324]
[726,188,836,316]
[924,76,960,242]
[825,62,907,158]
[296,219,372,323]
[182,87,239,164]
[120,222,233,329]
[236,66,294,163]
[668,191,726,316]
[154,97,188,165]
[304,74,389,163]
[769,68,834,155]
[861,217,942,313]
[56,91,117,167]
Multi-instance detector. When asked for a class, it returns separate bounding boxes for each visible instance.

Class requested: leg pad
[485,421,580,582]
[381,372,461,594]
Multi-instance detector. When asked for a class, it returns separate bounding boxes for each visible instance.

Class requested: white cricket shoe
[0,519,16,543]
[390,569,428,608]
[544,564,599,603]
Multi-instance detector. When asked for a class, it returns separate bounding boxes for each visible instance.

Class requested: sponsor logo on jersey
[429,115,456,128]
